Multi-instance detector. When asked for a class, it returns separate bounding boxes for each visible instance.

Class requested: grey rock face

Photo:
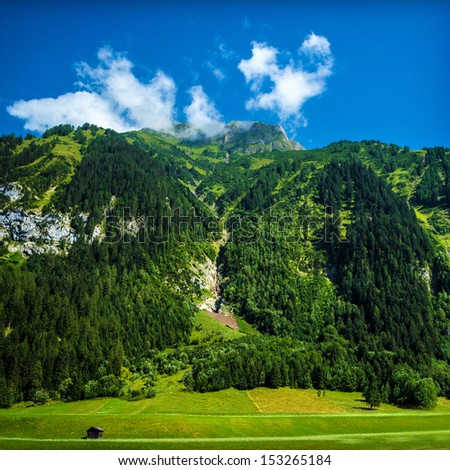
[0,210,77,244]
[0,183,23,203]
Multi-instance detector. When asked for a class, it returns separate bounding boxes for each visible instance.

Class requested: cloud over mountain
[183,85,225,139]
[7,35,333,138]
[8,47,177,133]
[238,33,333,126]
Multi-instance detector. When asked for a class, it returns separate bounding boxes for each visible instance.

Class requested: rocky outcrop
[0,183,23,203]
[192,256,217,311]
[0,210,78,255]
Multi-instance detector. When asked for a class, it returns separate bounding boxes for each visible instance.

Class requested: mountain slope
[0,124,449,407]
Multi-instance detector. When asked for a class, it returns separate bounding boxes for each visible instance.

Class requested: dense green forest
[1,125,450,409]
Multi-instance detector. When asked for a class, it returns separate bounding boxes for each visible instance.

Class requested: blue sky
[0,0,449,149]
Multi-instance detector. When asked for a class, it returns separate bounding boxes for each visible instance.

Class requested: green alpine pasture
[1,387,449,450]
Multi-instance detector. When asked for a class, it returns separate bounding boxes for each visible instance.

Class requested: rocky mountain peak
[172,121,304,154]
[218,121,304,154]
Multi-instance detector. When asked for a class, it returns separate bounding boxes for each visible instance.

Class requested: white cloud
[299,33,333,78]
[7,47,176,133]
[217,41,237,60]
[183,86,225,139]
[205,61,225,82]
[300,33,332,59]
[7,92,128,133]
[238,33,334,126]
[238,42,278,83]
[212,68,225,82]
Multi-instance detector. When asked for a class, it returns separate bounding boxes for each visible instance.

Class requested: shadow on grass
[353,399,378,411]
[352,398,425,412]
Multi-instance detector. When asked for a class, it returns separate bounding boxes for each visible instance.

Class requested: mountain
[0,124,449,408]
[172,120,304,154]
[216,121,304,154]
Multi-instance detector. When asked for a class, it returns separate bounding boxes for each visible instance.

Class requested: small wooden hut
[86,426,104,439]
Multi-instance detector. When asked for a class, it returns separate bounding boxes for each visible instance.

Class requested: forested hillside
[0,125,449,409]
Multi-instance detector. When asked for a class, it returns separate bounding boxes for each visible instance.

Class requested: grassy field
[1,386,450,450]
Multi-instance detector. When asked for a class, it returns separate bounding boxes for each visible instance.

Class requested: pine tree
[364,378,381,409]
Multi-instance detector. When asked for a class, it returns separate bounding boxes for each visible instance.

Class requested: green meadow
[1,386,450,450]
